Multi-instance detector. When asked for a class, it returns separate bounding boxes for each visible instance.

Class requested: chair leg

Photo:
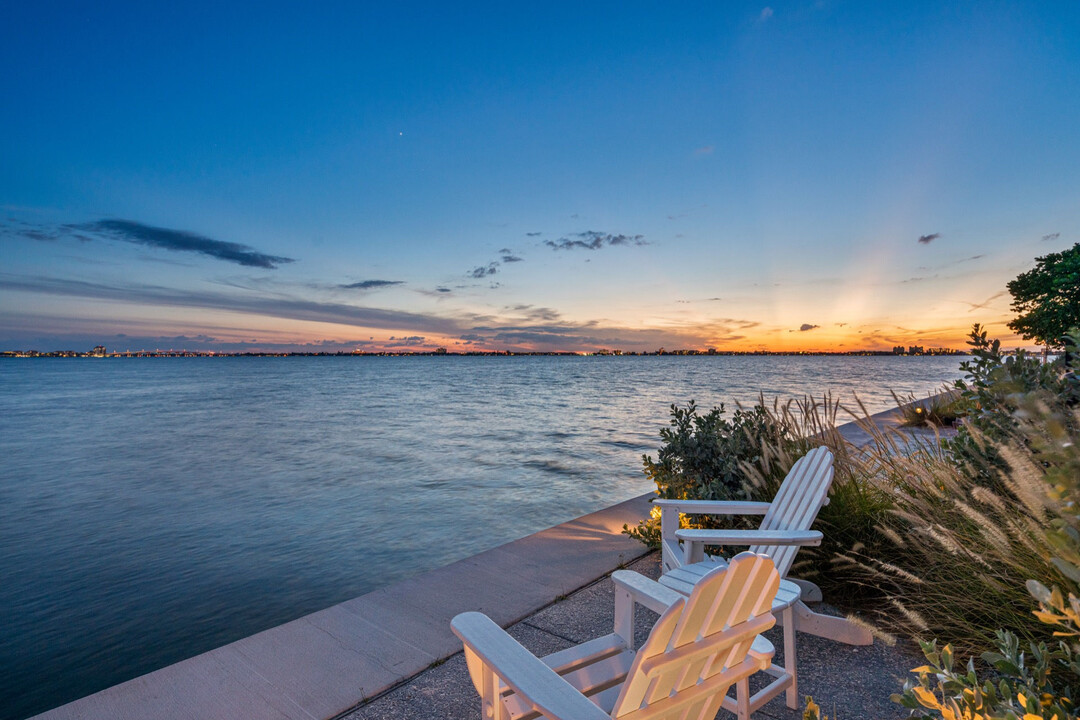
[783,605,798,708]
[481,666,506,720]
[736,676,750,720]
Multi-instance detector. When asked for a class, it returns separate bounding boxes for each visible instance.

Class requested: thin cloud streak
[67,220,296,269]
[339,280,404,290]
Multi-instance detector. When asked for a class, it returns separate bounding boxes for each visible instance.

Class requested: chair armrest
[451,612,611,720]
[652,499,772,516]
[611,570,684,615]
[675,528,824,547]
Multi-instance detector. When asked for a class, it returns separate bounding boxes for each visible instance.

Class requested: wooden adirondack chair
[451,552,781,720]
[651,446,871,715]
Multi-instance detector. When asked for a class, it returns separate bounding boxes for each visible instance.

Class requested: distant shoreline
[2,349,968,358]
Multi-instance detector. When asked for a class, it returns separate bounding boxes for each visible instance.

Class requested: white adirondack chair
[652,446,872,714]
[451,552,781,720]
[657,446,835,583]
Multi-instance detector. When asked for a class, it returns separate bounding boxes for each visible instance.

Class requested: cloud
[436,287,451,293]
[693,145,715,156]
[469,263,499,278]
[544,231,647,251]
[799,324,820,331]
[387,335,427,346]
[67,219,295,268]
[917,233,941,245]
[501,254,523,263]
[1043,232,1061,242]
[21,229,60,242]
[525,232,542,237]
[339,279,404,290]
[760,7,774,21]
[960,290,1007,312]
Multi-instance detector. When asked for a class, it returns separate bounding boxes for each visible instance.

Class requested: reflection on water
[0,355,963,718]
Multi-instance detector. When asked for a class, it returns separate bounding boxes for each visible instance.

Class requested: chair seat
[498,628,776,720]
[660,561,802,611]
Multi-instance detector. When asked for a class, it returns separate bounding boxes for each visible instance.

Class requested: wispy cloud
[339,279,404,290]
[469,263,499,278]
[917,232,941,245]
[960,290,1007,312]
[468,248,525,281]
[544,231,647,251]
[525,231,542,237]
[1043,232,1061,242]
[798,323,820,331]
[759,7,774,21]
[66,219,295,269]
[693,145,715,156]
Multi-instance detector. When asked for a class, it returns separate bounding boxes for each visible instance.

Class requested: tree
[1007,242,1080,348]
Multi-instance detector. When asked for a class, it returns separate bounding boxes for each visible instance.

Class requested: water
[0,355,964,718]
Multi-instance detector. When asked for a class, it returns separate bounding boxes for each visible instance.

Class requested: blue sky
[2,1,1078,352]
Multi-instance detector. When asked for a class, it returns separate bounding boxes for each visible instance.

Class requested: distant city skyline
[3,2,1078,353]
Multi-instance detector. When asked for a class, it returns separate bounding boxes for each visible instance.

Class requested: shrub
[622,400,798,547]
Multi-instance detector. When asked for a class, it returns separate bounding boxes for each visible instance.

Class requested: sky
[2,1,1079,353]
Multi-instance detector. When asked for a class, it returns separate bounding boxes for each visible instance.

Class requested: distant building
[91,345,107,357]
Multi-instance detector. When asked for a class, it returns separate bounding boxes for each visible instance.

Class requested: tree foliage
[1007,242,1080,348]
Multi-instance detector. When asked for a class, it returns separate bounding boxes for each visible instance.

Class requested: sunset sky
[2,1,1078,353]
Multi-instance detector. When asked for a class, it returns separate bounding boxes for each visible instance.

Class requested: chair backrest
[750,446,834,576]
[611,552,779,720]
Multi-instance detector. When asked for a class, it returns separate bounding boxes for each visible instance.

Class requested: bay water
[0,355,964,718]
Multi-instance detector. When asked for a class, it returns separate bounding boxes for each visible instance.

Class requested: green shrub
[622,399,798,547]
